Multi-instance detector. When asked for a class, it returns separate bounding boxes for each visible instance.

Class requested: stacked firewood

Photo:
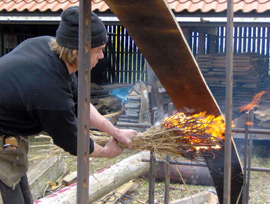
[197,53,268,118]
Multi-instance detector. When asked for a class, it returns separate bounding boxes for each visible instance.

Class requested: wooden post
[181,27,190,43]
[198,32,205,55]
[146,61,164,122]
[209,35,216,54]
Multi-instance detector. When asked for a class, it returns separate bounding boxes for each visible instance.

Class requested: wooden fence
[191,26,270,56]
[1,24,270,85]
[91,25,147,84]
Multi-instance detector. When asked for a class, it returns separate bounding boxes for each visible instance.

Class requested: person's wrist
[111,128,121,141]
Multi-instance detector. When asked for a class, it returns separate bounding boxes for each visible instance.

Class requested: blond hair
[50,39,78,66]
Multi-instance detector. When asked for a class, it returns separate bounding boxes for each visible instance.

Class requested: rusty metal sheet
[104,0,243,203]
[105,0,221,116]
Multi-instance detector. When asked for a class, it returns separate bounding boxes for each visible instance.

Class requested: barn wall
[1,23,270,87]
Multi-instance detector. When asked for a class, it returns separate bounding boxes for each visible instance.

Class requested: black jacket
[0,36,93,155]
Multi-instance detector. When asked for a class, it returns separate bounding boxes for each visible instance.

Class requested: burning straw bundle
[91,112,225,160]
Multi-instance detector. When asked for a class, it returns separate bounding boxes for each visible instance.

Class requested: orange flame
[245,121,254,126]
[239,91,267,113]
[161,112,225,152]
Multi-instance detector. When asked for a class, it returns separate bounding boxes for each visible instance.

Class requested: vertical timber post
[164,103,173,204]
[242,112,249,204]
[224,0,234,203]
[246,109,254,203]
[77,1,91,204]
[149,107,158,204]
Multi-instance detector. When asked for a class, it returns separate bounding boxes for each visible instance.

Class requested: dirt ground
[28,136,270,204]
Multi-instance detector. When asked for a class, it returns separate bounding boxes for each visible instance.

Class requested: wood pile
[90,83,132,123]
[90,82,152,129]
[117,82,151,130]
[118,95,141,122]
[197,53,268,118]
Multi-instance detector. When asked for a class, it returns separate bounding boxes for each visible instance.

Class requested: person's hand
[114,129,138,149]
[103,138,123,158]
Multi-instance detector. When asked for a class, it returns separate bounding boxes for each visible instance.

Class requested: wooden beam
[198,32,205,55]
[146,62,164,121]
[208,35,216,54]
[188,26,218,36]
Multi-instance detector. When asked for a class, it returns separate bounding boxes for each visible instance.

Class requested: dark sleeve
[30,109,94,156]
[70,73,78,117]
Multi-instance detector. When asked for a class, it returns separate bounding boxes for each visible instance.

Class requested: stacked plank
[117,82,151,130]
[197,53,268,118]
[118,95,141,123]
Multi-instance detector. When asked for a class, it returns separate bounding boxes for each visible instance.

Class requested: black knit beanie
[56,6,108,49]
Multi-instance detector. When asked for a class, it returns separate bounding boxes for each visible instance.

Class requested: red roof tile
[1,0,270,13]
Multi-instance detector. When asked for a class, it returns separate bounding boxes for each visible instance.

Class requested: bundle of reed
[91,112,225,160]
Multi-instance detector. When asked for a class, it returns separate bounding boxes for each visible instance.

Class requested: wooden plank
[171,191,218,204]
[95,180,134,204]
[27,156,68,201]
[62,171,77,186]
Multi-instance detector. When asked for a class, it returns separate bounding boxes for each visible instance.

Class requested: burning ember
[92,111,225,160]
[162,112,225,140]
[131,111,225,160]
[159,112,224,158]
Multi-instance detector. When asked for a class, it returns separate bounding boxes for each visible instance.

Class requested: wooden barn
[1,1,270,204]
[1,0,270,123]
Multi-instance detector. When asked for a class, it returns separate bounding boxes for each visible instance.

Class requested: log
[34,151,150,204]
[28,156,68,201]
[155,163,214,186]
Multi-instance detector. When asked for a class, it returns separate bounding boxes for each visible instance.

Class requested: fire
[161,112,225,154]
[245,121,254,126]
[239,91,267,113]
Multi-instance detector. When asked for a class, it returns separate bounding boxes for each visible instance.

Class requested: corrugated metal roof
[1,0,270,13]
